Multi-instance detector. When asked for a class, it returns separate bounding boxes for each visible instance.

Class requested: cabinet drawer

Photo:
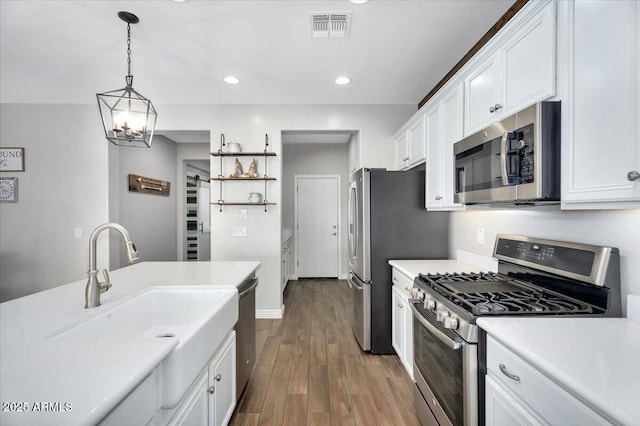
[486,336,608,425]
[391,268,413,294]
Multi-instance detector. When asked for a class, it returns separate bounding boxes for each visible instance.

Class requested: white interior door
[296,176,339,278]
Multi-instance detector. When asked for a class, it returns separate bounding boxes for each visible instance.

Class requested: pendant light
[97,11,157,148]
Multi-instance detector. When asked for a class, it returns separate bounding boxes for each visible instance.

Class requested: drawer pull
[207,386,215,394]
[499,364,520,382]
[397,303,403,309]
[214,373,222,382]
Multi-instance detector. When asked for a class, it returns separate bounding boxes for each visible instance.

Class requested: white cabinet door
[401,289,413,379]
[501,1,555,115]
[561,0,640,209]
[485,375,542,426]
[169,372,209,426]
[208,332,236,426]
[425,101,442,209]
[464,1,555,136]
[394,131,409,170]
[426,83,465,211]
[391,285,404,359]
[408,114,427,167]
[464,54,501,135]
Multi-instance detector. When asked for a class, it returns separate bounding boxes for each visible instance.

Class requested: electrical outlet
[233,226,247,237]
[240,209,248,219]
[74,227,82,239]
[476,228,485,245]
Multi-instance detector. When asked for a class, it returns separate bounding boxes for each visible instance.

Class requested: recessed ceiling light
[223,76,240,85]
[171,0,188,3]
[335,76,351,85]
[350,0,369,4]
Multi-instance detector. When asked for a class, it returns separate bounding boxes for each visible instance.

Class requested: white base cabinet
[147,331,236,426]
[559,0,640,209]
[390,268,414,379]
[485,336,609,425]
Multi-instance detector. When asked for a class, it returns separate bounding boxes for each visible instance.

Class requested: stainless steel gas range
[409,234,621,426]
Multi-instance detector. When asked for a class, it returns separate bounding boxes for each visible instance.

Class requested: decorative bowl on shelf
[248,192,263,203]
[227,142,241,153]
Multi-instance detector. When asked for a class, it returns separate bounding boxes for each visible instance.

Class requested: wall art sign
[0,148,25,171]
[0,177,18,202]
[128,173,170,196]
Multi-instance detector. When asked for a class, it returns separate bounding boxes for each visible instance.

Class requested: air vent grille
[310,12,351,38]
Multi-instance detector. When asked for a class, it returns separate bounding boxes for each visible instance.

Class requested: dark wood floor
[230,279,421,426]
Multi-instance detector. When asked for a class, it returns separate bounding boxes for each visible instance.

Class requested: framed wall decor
[0,177,18,202]
[0,147,25,171]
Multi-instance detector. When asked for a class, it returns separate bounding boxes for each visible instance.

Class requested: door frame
[294,174,342,278]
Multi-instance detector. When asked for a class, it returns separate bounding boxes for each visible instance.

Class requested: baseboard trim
[256,307,284,319]
[338,273,348,280]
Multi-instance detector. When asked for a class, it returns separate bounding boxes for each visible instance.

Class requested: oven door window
[413,310,464,425]
[455,136,504,193]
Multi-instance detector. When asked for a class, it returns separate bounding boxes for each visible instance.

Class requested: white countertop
[0,261,260,425]
[477,317,640,425]
[388,259,491,278]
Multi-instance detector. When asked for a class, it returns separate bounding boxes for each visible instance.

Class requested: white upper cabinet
[560,0,640,209]
[464,1,556,136]
[426,83,465,211]
[393,130,409,170]
[408,114,427,167]
[393,113,427,170]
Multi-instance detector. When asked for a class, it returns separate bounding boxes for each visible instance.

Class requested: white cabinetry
[425,83,465,210]
[390,268,414,379]
[560,0,640,209]
[393,113,427,170]
[282,236,294,293]
[485,336,608,426]
[166,331,236,426]
[464,1,556,136]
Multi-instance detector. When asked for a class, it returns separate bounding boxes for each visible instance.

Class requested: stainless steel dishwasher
[236,274,258,400]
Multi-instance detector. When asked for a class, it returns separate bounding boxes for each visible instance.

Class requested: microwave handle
[500,131,509,186]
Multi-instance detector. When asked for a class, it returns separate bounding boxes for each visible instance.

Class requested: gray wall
[282,143,350,278]
[115,135,178,267]
[0,104,109,302]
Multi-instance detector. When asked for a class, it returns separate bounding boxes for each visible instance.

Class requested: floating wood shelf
[210,176,277,181]
[211,201,276,206]
[210,151,277,157]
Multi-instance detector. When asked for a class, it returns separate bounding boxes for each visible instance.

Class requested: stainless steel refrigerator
[348,168,449,354]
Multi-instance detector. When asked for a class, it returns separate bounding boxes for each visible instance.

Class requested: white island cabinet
[478,317,640,426]
[0,261,259,426]
[559,0,640,209]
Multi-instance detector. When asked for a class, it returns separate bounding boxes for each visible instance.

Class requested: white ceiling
[0,0,514,106]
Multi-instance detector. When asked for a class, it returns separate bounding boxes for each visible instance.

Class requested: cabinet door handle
[489,106,496,113]
[214,373,222,382]
[494,103,502,111]
[435,195,442,200]
[627,170,639,181]
[207,386,215,394]
[499,364,520,382]
[397,302,403,309]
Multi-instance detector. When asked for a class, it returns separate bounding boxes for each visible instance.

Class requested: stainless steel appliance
[235,274,258,400]
[454,102,560,205]
[410,234,621,425]
[348,168,449,353]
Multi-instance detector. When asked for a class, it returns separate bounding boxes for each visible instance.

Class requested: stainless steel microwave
[454,101,560,205]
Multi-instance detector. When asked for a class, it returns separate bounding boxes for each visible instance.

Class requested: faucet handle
[99,269,112,293]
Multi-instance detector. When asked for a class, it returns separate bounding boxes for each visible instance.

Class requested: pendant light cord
[125,23,133,87]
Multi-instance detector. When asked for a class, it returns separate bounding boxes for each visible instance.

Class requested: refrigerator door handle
[348,182,358,266]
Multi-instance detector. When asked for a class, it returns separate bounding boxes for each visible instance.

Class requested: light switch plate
[233,226,247,237]
[74,227,82,239]
[476,228,485,245]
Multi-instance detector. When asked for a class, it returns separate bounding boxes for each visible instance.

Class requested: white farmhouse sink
[51,286,239,408]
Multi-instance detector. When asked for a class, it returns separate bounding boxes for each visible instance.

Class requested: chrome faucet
[85,223,140,309]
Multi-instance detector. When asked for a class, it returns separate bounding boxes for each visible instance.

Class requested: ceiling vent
[310,12,352,38]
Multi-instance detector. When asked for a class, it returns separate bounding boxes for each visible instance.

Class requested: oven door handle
[410,302,462,351]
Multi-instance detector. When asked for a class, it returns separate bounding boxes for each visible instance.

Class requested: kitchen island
[0,261,259,425]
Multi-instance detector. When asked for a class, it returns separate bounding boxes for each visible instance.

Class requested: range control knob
[410,288,425,301]
[443,316,459,330]
[424,299,436,311]
[436,310,449,322]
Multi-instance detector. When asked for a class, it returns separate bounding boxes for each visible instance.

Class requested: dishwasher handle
[239,278,259,298]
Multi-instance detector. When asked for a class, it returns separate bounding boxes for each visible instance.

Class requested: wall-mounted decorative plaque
[0,148,25,171]
[128,174,170,196]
